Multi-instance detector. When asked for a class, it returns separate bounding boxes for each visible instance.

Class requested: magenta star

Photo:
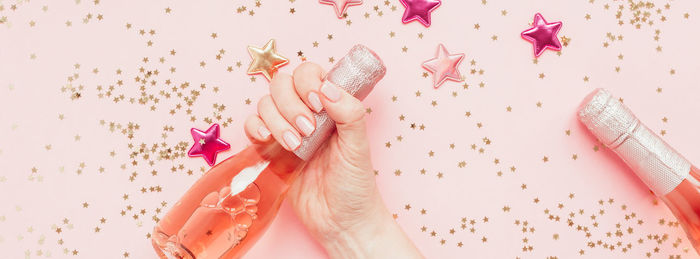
[188,124,230,166]
[319,0,362,18]
[422,44,464,88]
[521,13,563,57]
[399,0,441,27]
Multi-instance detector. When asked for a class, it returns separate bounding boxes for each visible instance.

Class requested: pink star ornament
[188,124,231,166]
[422,44,465,88]
[521,13,563,57]
[320,0,362,18]
[399,0,441,27]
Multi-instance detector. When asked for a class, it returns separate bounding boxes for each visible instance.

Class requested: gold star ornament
[247,39,289,81]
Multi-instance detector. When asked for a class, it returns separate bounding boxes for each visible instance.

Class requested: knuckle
[343,102,366,123]
[294,62,321,77]
[349,105,366,120]
[271,72,292,85]
[257,95,272,111]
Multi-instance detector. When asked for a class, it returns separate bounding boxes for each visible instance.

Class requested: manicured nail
[283,130,301,150]
[307,92,323,113]
[296,116,315,136]
[257,126,271,139]
[320,81,341,102]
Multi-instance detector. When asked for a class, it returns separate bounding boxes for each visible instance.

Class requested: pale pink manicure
[295,116,315,136]
[257,125,271,139]
[283,130,301,150]
[320,81,341,102]
[307,92,323,112]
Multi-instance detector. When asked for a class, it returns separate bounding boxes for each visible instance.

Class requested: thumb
[318,81,369,151]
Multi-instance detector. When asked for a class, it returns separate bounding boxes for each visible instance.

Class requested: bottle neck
[611,118,691,196]
[292,107,335,161]
[251,141,306,183]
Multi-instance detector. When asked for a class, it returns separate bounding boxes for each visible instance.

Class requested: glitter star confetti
[3,1,699,258]
[398,0,441,27]
[521,13,563,57]
[188,124,230,166]
[319,0,362,18]
[247,39,289,81]
[422,43,464,88]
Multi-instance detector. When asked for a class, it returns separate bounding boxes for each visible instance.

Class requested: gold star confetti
[246,39,289,81]
[1,1,697,258]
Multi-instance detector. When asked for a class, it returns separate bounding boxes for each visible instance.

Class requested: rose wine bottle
[151,45,386,259]
[579,88,700,254]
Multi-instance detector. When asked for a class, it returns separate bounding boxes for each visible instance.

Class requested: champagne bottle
[151,45,386,259]
[579,88,700,254]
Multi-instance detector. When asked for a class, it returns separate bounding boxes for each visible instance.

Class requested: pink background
[2,0,700,258]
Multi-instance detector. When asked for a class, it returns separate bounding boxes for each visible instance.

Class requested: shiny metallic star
[188,124,230,166]
[247,39,289,81]
[422,44,464,88]
[521,13,563,57]
[319,0,362,18]
[399,0,441,27]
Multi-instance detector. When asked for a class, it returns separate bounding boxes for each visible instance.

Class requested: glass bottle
[579,88,700,254]
[151,45,386,259]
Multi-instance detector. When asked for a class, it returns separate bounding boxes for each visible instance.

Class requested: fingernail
[296,116,315,136]
[257,126,271,139]
[320,81,341,102]
[308,92,323,113]
[283,130,301,150]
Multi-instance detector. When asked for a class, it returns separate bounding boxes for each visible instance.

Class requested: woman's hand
[244,62,423,259]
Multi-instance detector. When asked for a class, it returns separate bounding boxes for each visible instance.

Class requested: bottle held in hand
[151,45,386,259]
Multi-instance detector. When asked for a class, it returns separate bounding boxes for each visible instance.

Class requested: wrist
[317,194,388,258]
[318,197,422,259]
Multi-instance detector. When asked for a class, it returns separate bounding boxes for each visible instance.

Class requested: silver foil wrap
[292,45,386,160]
[578,88,691,195]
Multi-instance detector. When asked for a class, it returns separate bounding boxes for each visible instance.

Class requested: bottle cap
[578,88,638,149]
[293,45,386,160]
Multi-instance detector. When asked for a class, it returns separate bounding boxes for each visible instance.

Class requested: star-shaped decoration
[247,39,289,81]
[320,0,362,18]
[188,124,230,166]
[422,44,464,88]
[521,13,563,57]
[399,0,441,27]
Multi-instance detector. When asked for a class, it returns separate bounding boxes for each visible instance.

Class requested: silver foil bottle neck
[292,45,386,161]
[578,88,691,196]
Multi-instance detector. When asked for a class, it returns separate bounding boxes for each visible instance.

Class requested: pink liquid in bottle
[152,143,304,258]
[151,44,386,258]
[660,166,700,250]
